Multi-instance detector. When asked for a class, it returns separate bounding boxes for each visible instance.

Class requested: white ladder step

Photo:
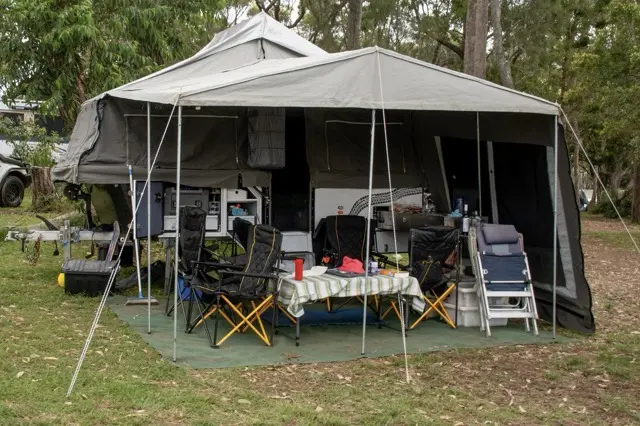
[485,291,532,297]
[487,311,538,319]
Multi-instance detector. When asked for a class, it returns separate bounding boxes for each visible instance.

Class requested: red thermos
[293,258,304,280]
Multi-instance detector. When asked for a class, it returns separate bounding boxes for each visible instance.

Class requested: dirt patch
[581,216,640,234]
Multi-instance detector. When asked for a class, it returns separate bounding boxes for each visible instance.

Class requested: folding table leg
[404,298,410,337]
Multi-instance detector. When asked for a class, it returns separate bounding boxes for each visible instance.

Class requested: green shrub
[589,191,632,218]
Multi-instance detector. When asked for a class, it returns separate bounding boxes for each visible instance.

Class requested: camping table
[276,273,422,346]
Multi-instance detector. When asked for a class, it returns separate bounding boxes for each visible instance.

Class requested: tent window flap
[247,107,286,169]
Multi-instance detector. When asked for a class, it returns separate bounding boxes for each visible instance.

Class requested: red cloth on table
[337,256,365,274]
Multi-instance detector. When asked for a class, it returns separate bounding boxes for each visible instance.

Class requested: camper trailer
[40,12,594,335]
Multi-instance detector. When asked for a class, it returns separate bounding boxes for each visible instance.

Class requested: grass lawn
[1,216,639,424]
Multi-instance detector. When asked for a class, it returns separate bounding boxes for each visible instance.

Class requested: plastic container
[62,259,117,297]
[281,252,315,273]
[446,280,477,308]
[444,301,508,328]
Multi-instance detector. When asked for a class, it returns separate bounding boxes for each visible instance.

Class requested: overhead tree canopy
[0,0,226,129]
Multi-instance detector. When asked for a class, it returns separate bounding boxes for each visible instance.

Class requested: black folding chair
[405,226,460,329]
[312,215,384,312]
[190,224,283,347]
[164,206,213,329]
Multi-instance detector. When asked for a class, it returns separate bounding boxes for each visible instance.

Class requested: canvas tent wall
[51,12,327,186]
[54,45,594,334]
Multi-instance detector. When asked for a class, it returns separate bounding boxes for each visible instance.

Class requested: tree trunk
[609,163,626,198]
[345,0,363,50]
[574,140,581,205]
[489,0,514,88]
[31,166,55,211]
[632,163,640,223]
[463,0,489,78]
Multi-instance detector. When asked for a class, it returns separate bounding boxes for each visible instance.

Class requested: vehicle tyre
[1,176,25,208]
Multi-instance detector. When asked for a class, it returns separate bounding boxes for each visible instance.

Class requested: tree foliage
[0,118,60,167]
[0,0,225,128]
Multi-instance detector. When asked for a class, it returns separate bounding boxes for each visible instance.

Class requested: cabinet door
[134,181,164,238]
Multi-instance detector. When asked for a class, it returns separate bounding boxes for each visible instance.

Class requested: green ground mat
[108,296,567,369]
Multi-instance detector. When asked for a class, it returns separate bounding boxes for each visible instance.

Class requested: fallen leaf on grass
[315,406,323,412]
[238,399,251,405]
[518,406,526,413]
[16,371,24,378]
[44,357,58,361]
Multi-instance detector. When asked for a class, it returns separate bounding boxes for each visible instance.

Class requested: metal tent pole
[173,105,183,361]
[476,112,482,217]
[147,102,152,334]
[67,97,179,397]
[552,115,559,339]
[361,108,376,356]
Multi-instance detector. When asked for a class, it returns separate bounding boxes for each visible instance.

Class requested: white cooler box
[444,302,508,328]
[280,231,315,273]
[280,252,316,273]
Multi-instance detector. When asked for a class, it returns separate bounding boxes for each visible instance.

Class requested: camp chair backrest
[240,224,283,295]
[232,217,252,252]
[178,206,207,274]
[323,215,376,266]
[477,223,522,256]
[105,221,121,262]
[409,226,459,287]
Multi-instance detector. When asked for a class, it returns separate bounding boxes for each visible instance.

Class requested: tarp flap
[58,98,270,187]
[247,107,286,169]
[305,109,427,188]
[51,100,102,183]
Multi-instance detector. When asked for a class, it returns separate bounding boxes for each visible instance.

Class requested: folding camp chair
[190,224,283,347]
[471,223,539,337]
[226,217,252,265]
[395,226,459,329]
[164,206,210,325]
[312,215,382,312]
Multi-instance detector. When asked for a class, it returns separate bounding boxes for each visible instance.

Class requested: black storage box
[62,259,118,297]
[97,241,134,266]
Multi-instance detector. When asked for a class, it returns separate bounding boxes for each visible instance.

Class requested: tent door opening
[440,137,493,222]
[270,109,310,232]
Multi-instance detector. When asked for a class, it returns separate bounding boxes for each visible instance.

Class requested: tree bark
[463,0,489,78]
[632,163,640,223]
[489,0,514,88]
[345,0,363,50]
[574,140,581,205]
[31,166,55,211]
[610,163,626,198]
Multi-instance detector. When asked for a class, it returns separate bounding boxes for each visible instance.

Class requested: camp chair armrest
[191,261,244,271]
[220,270,278,280]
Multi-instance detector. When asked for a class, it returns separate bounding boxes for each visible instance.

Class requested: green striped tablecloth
[277,273,422,317]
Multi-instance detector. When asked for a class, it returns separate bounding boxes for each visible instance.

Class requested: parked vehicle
[0,153,31,207]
